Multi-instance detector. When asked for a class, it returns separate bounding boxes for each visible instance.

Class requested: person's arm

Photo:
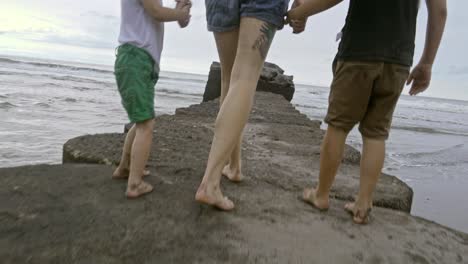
[407,0,448,96]
[288,0,343,21]
[142,0,190,22]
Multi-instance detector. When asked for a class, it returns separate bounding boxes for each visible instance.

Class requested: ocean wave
[72,86,92,91]
[0,57,208,82]
[390,143,468,169]
[398,98,468,115]
[392,125,468,137]
[159,76,206,84]
[157,88,202,97]
[412,160,468,167]
[34,102,51,108]
[0,102,17,109]
[40,82,62,88]
[394,115,465,126]
[395,144,465,159]
[0,71,24,76]
[0,58,18,64]
[50,75,110,85]
[0,57,113,75]
[0,69,111,86]
[397,158,468,168]
[294,104,330,121]
[52,96,78,103]
[64,98,77,103]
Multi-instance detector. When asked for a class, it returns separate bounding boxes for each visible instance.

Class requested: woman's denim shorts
[205,0,290,32]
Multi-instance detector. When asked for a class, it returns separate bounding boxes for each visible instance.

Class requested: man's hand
[406,0,446,96]
[288,0,308,34]
[176,0,191,28]
[406,63,432,96]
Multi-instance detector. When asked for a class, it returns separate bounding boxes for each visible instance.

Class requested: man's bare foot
[126,181,154,199]
[195,183,234,211]
[344,202,372,225]
[302,188,329,211]
[112,167,150,180]
[222,164,243,182]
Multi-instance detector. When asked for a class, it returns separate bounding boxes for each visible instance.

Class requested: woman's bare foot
[302,188,329,211]
[126,181,154,199]
[222,164,243,182]
[195,183,234,211]
[112,166,150,180]
[344,202,372,225]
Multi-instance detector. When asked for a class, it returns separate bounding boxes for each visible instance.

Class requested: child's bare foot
[112,167,150,180]
[222,164,243,183]
[344,202,372,225]
[302,188,329,211]
[195,183,234,211]
[126,181,154,199]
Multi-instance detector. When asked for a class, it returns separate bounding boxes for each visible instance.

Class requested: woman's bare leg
[214,30,244,182]
[196,18,276,210]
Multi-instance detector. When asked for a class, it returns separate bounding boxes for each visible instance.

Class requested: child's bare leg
[303,125,347,209]
[126,119,155,198]
[213,30,244,182]
[345,137,384,224]
[113,124,150,179]
[113,124,136,178]
[196,18,276,210]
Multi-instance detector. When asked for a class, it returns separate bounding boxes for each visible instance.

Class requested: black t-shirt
[336,0,419,66]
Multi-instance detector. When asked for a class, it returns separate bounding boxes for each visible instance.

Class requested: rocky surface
[203,62,295,102]
[64,92,411,212]
[1,164,467,263]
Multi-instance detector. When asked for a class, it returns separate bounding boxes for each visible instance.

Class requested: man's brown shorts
[325,61,410,140]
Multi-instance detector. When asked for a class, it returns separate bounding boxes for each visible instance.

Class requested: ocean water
[1,56,467,233]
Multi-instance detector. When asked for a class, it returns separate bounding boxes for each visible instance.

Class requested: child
[112,0,191,198]
[288,0,447,223]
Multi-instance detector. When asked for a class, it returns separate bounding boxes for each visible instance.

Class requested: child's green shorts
[114,44,159,123]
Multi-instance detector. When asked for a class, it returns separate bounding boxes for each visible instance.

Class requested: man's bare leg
[113,124,150,179]
[126,119,155,198]
[213,30,244,182]
[345,137,385,224]
[196,18,276,210]
[303,125,347,210]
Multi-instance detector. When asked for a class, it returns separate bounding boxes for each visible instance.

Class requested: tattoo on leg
[252,23,276,60]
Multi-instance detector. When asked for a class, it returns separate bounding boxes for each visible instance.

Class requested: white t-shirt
[118,0,164,69]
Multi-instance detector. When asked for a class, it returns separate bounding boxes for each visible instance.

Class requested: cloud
[81,11,119,21]
[448,66,468,76]
[42,34,116,49]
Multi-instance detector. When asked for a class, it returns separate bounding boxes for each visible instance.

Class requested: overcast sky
[0,0,467,100]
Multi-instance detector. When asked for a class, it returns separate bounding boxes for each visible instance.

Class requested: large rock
[63,92,412,212]
[1,164,467,263]
[203,62,295,102]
